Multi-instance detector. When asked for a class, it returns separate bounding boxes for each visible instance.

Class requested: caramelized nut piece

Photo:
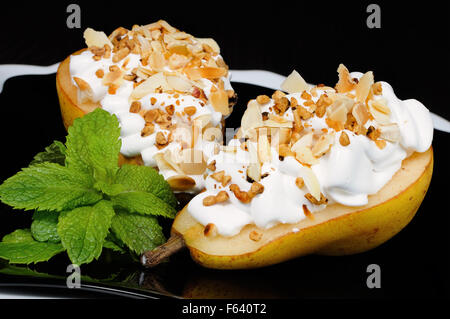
[215,190,229,203]
[184,106,197,116]
[248,182,264,198]
[129,101,142,113]
[249,230,263,242]
[256,95,271,104]
[295,177,305,189]
[339,131,350,146]
[203,223,217,237]
[207,160,216,171]
[141,124,155,137]
[95,69,104,78]
[229,184,251,203]
[305,193,328,205]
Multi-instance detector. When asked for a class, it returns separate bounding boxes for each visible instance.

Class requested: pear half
[166,148,433,269]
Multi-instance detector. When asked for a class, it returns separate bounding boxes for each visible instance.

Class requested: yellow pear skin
[172,148,433,269]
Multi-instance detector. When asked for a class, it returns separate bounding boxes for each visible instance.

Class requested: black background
[0,0,448,300]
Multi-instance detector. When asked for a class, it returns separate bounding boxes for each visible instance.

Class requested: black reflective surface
[0,73,448,299]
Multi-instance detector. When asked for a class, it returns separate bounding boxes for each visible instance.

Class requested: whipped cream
[187,71,433,236]
[69,23,234,193]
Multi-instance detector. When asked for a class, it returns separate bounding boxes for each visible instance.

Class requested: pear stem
[140,233,186,267]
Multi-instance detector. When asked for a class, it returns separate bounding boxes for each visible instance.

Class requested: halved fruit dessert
[56,20,236,193]
[142,64,434,269]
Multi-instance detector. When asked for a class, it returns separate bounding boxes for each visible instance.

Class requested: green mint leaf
[111,191,176,218]
[31,211,60,243]
[2,229,34,243]
[103,240,126,254]
[30,141,67,166]
[111,210,165,254]
[0,229,64,264]
[57,200,115,265]
[0,162,102,212]
[94,181,127,197]
[65,108,121,182]
[115,164,177,208]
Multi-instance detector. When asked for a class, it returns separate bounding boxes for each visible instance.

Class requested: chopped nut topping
[249,230,263,242]
[248,182,264,198]
[141,123,155,137]
[372,82,383,95]
[295,177,305,189]
[302,205,314,220]
[305,193,328,205]
[339,131,351,146]
[155,132,168,148]
[184,106,197,116]
[203,191,229,207]
[95,69,104,78]
[144,109,159,123]
[366,126,380,141]
[207,160,216,171]
[375,139,387,149]
[256,95,271,104]
[229,184,251,203]
[203,223,218,237]
[165,104,175,116]
[273,96,290,115]
[129,101,142,113]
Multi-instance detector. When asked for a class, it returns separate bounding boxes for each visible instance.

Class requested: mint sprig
[0,109,177,265]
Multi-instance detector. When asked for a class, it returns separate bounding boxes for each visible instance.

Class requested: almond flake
[210,87,230,115]
[167,175,196,191]
[241,100,263,135]
[378,123,401,142]
[335,64,356,93]
[312,133,335,157]
[355,71,374,103]
[351,102,370,125]
[281,70,308,93]
[299,165,321,201]
[84,28,113,49]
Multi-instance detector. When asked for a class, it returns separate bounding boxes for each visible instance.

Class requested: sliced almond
[184,67,227,80]
[210,87,230,115]
[368,101,391,125]
[378,123,401,142]
[281,70,308,93]
[262,119,293,129]
[371,98,390,114]
[299,165,321,201]
[327,101,348,123]
[291,132,314,150]
[84,28,113,49]
[196,38,220,54]
[351,102,370,125]
[312,133,335,157]
[130,72,170,100]
[241,100,263,134]
[166,74,193,92]
[355,71,374,103]
[148,51,166,71]
[335,64,356,93]
[257,131,272,163]
[73,77,94,103]
[294,146,319,166]
[163,150,184,175]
